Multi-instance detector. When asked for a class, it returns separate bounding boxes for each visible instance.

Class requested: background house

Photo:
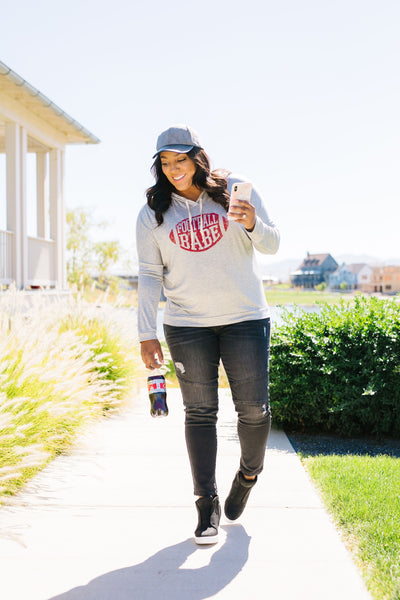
[329,263,373,291]
[291,253,338,288]
[371,266,400,294]
[354,263,374,293]
[0,60,99,290]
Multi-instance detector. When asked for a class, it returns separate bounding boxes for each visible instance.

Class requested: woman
[136,124,279,544]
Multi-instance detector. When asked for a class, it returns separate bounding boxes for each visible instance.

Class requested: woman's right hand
[140,339,164,370]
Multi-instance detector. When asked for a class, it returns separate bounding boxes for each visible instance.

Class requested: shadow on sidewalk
[48,524,250,600]
[287,432,400,458]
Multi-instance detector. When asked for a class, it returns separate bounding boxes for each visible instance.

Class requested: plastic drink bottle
[148,372,168,417]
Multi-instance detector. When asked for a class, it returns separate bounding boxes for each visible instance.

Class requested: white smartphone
[228,182,252,219]
[229,181,251,204]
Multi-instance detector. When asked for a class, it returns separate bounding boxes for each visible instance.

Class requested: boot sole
[224,512,240,522]
[194,533,219,545]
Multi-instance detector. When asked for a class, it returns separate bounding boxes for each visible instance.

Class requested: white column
[36,152,48,239]
[49,148,64,287]
[20,127,28,289]
[60,149,66,288]
[5,122,21,288]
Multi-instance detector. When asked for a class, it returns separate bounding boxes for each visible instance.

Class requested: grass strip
[265,286,356,306]
[303,454,400,600]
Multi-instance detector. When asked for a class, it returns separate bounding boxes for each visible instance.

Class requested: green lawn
[265,286,356,306]
[303,454,400,600]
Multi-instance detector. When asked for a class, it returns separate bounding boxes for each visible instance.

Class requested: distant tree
[315,282,327,291]
[93,240,120,290]
[66,208,120,288]
[340,281,348,291]
[66,209,93,286]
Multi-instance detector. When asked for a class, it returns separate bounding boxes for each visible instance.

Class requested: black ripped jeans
[164,318,271,497]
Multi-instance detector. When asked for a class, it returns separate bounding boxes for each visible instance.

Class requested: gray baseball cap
[153,124,202,158]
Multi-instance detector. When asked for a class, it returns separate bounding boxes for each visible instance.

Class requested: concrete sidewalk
[0,388,371,600]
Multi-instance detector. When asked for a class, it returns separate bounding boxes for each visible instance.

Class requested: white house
[0,60,99,290]
[354,263,374,292]
[329,263,373,291]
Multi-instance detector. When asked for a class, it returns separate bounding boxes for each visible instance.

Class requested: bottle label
[148,378,166,393]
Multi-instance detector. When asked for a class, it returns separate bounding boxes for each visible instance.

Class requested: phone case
[229,182,252,206]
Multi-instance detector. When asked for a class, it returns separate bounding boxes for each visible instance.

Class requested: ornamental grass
[0,288,141,501]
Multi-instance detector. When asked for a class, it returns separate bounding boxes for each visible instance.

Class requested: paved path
[0,388,371,599]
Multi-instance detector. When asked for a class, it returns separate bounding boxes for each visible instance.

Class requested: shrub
[269,296,400,437]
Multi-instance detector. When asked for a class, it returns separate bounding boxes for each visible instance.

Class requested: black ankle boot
[224,471,257,521]
[194,495,221,545]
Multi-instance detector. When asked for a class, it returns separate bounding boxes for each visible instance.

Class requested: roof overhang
[0,60,100,145]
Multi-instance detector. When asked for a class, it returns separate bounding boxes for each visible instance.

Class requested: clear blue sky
[1,0,399,268]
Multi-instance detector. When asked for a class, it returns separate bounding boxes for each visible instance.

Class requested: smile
[173,175,185,181]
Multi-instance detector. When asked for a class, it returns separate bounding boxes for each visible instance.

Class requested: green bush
[270,296,400,437]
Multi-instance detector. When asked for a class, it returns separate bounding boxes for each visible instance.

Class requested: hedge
[269,295,400,437]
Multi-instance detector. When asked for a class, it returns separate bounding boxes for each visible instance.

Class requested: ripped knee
[174,361,186,374]
[235,401,271,424]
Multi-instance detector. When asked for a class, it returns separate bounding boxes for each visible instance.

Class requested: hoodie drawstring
[185,201,195,250]
[185,195,205,250]
[199,196,204,239]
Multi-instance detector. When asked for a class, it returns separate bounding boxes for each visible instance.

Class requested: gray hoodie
[136,175,280,342]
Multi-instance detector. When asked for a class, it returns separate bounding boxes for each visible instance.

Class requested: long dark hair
[146,148,230,225]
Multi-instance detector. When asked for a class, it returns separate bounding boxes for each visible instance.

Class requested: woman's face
[160,151,199,200]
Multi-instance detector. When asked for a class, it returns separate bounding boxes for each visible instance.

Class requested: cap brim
[153,144,194,158]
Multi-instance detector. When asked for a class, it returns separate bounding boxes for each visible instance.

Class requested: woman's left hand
[228,200,256,232]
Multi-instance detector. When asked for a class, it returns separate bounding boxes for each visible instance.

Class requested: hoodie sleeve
[227,175,280,255]
[136,205,164,342]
